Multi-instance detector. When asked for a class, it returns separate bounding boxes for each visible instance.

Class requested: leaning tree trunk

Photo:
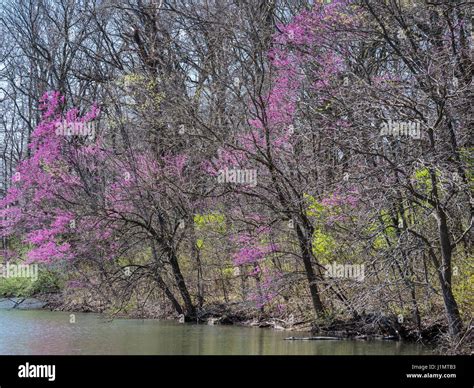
[295,224,325,318]
[436,209,463,337]
[167,245,196,320]
[150,241,184,315]
[188,218,204,308]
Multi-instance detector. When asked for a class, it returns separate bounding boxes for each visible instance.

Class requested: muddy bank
[310,314,442,343]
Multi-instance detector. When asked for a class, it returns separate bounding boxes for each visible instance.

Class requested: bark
[295,224,325,318]
[167,246,196,319]
[151,241,183,315]
[189,219,204,308]
[436,208,463,337]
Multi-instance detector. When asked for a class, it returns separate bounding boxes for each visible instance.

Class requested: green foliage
[29,269,63,294]
[364,217,389,250]
[117,72,165,112]
[0,268,62,297]
[378,209,397,240]
[196,239,204,250]
[222,267,234,278]
[117,247,152,266]
[452,256,474,315]
[303,194,340,261]
[0,277,33,297]
[372,233,388,250]
[414,167,432,189]
[304,193,326,218]
[412,167,442,197]
[194,212,225,228]
[312,228,336,261]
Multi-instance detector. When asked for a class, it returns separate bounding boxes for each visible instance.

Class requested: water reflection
[0,310,431,355]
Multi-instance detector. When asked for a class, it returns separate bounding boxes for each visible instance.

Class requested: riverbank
[0,308,432,355]
[2,294,470,354]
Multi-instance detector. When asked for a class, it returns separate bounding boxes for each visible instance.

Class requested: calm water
[0,309,431,355]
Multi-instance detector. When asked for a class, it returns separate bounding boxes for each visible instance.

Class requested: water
[0,309,431,355]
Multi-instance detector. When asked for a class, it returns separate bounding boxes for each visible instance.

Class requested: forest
[0,0,472,355]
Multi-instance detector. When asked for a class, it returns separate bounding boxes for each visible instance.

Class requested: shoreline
[2,295,464,353]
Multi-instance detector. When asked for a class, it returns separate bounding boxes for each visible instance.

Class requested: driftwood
[8,298,25,309]
[285,335,401,341]
[285,336,343,341]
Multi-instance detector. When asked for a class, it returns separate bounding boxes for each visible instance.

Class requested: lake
[0,309,432,355]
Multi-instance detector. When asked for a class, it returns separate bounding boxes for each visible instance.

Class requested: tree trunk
[436,209,463,337]
[189,220,204,308]
[167,246,196,319]
[150,241,184,315]
[295,224,324,318]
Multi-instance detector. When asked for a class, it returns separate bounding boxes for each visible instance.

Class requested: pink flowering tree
[205,1,361,318]
[1,91,201,318]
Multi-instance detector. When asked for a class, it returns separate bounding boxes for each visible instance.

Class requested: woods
[0,0,472,354]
